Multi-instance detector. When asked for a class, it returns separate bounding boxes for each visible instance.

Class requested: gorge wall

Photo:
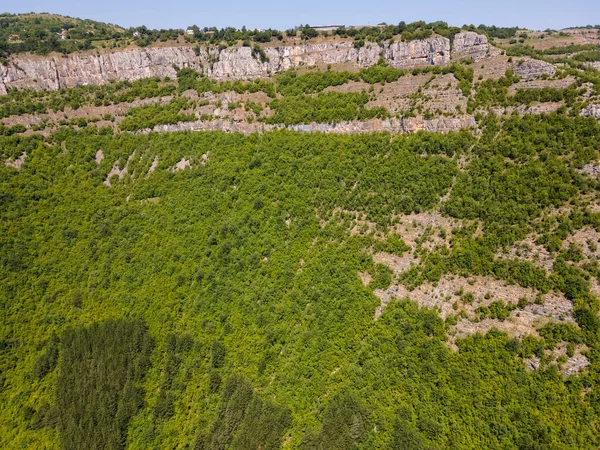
[0,32,494,93]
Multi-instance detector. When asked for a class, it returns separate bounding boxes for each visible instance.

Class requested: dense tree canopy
[1,111,600,448]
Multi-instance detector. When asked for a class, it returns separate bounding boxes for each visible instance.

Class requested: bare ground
[4,152,27,169]
[374,274,575,340]
[525,343,589,376]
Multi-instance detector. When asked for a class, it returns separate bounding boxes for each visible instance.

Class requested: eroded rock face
[0,72,7,95]
[208,42,381,78]
[0,34,501,93]
[1,47,204,91]
[384,37,450,68]
[452,31,500,61]
[511,58,557,79]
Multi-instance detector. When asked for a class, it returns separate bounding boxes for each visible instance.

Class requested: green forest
[1,110,600,448]
[2,11,600,449]
[0,13,522,58]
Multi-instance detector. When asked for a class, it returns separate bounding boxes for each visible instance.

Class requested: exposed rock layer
[511,58,557,79]
[452,31,500,61]
[147,116,476,135]
[585,62,600,70]
[581,104,600,120]
[0,32,494,93]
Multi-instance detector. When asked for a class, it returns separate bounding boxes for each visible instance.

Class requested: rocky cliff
[1,46,204,91]
[452,31,500,61]
[0,32,494,93]
[148,115,477,135]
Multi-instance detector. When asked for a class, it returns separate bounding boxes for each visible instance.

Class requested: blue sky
[2,0,599,31]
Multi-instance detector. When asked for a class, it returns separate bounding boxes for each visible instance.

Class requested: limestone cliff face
[207,42,381,78]
[0,33,496,93]
[384,38,450,68]
[452,31,500,61]
[1,47,203,91]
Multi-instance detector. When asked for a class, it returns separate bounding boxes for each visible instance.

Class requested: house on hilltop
[304,24,344,31]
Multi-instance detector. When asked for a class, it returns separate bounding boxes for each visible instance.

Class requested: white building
[306,24,344,31]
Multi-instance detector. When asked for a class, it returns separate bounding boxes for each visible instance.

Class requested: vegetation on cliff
[1,111,600,448]
[0,13,520,59]
[2,12,600,450]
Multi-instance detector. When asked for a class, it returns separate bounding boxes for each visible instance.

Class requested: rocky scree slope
[0,32,492,93]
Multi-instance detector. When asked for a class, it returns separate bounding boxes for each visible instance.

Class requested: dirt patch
[172,158,191,171]
[146,156,159,177]
[420,73,468,114]
[367,74,431,114]
[104,161,128,186]
[349,213,377,236]
[472,55,510,81]
[498,28,600,50]
[525,343,589,376]
[324,80,371,94]
[358,271,372,287]
[374,274,575,341]
[139,197,160,205]
[563,226,600,259]
[201,152,210,165]
[579,163,600,178]
[95,149,104,165]
[4,152,26,169]
[590,278,600,298]
[373,252,417,275]
[496,235,555,273]
[319,208,379,236]
[0,95,171,135]
[378,274,569,320]
[104,151,136,186]
[388,211,465,250]
[508,77,574,95]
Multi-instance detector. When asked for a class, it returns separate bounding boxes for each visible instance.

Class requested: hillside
[1,13,600,450]
[0,12,126,56]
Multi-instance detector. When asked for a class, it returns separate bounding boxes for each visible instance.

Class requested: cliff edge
[0,32,496,93]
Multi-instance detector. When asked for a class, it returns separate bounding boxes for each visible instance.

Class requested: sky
[2,0,599,31]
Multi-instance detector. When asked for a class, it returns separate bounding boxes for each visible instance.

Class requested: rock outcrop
[585,62,600,70]
[1,46,204,91]
[208,42,382,78]
[384,37,450,68]
[148,115,476,135]
[511,58,557,79]
[452,31,500,61]
[581,104,600,120]
[0,32,497,93]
